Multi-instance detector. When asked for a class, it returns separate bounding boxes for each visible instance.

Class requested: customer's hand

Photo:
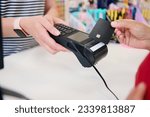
[20,15,67,54]
[111,19,150,51]
[127,82,146,100]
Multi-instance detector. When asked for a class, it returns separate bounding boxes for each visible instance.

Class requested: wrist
[14,17,29,37]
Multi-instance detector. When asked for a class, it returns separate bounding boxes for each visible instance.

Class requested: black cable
[81,49,119,100]
[1,87,30,100]
[70,41,119,99]
[92,65,119,100]
[0,87,3,100]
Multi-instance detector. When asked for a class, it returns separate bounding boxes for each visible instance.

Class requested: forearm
[2,18,18,37]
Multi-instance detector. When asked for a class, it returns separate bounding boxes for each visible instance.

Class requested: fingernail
[54,30,60,36]
[111,21,117,27]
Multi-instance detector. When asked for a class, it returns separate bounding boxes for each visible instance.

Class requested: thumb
[111,19,135,29]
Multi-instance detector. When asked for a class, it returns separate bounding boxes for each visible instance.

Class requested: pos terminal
[49,18,114,67]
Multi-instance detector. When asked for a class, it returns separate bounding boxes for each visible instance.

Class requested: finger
[47,36,67,52]
[127,83,146,100]
[120,28,126,34]
[115,29,118,33]
[125,30,131,46]
[117,34,125,44]
[53,17,68,25]
[118,37,124,43]
[111,19,135,29]
[44,15,54,25]
[39,20,68,51]
[119,34,125,42]
[35,25,60,51]
[115,28,125,35]
[116,30,122,36]
[55,43,68,52]
[41,43,57,54]
[125,30,130,39]
[34,36,57,54]
[115,28,122,33]
[40,18,60,36]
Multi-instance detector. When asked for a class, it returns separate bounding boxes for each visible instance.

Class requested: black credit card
[89,18,114,44]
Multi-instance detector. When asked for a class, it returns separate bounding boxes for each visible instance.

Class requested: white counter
[0,43,148,100]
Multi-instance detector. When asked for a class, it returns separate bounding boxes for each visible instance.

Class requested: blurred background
[56,0,150,34]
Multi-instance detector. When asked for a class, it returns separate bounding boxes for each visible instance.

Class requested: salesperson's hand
[19,15,67,54]
[111,19,150,51]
